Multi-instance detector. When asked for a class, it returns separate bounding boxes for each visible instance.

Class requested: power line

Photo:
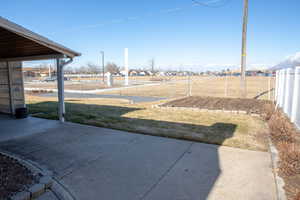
[50,1,231,34]
[192,0,231,8]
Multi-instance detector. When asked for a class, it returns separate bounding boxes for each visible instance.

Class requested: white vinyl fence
[275,66,300,129]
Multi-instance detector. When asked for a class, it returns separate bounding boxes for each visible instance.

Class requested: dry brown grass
[25,76,275,100]
[26,95,268,151]
[101,76,275,100]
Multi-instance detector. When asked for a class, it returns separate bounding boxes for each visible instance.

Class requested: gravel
[0,153,37,200]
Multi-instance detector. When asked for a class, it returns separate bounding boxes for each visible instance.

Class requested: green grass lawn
[26,95,268,151]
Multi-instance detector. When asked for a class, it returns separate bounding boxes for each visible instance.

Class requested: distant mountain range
[271,52,300,70]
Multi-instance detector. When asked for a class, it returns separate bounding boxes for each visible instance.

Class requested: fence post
[284,68,293,116]
[224,74,228,97]
[275,70,279,102]
[279,69,286,108]
[277,70,283,107]
[187,73,192,96]
[291,66,300,123]
[268,74,271,100]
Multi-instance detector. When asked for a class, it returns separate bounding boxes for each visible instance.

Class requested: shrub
[295,192,300,200]
[268,111,295,144]
[277,142,300,177]
[267,107,300,200]
[261,103,275,120]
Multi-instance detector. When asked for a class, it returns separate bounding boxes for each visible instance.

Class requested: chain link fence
[97,74,275,100]
[24,72,276,105]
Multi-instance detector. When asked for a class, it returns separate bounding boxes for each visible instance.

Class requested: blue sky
[2,0,300,71]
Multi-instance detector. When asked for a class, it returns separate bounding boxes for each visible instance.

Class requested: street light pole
[101,51,105,83]
[240,0,249,98]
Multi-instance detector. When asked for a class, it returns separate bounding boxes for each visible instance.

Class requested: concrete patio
[0,115,276,200]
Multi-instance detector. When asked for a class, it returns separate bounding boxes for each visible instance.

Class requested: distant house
[246,70,269,77]
[139,71,147,76]
[129,70,138,76]
[23,67,55,77]
[159,71,166,76]
[146,71,154,76]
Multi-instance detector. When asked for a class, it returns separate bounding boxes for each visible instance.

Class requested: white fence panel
[278,69,286,108]
[284,68,294,117]
[277,66,300,130]
[291,67,300,129]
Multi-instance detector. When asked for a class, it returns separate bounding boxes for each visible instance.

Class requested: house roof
[0,16,81,61]
[23,67,55,73]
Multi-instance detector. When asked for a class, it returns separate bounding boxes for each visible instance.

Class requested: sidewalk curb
[268,139,287,200]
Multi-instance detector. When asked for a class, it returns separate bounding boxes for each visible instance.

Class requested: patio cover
[0,16,81,121]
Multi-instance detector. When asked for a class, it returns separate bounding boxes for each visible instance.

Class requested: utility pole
[150,58,155,75]
[48,64,51,78]
[101,51,105,83]
[240,0,249,98]
[124,48,129,86]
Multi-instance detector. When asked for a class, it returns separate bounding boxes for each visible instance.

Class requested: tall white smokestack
[124,48,129,86]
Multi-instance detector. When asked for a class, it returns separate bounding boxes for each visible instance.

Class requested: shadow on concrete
[2,101,237,199]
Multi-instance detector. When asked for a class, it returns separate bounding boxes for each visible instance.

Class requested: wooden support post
[6,62,15,115]
[56,59,65,122]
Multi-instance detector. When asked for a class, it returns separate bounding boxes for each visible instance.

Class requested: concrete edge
[0,150,74,200]
[152,104,260,117]
[50,178,77,200]
[268,139,287,200]
[151,96,189,108]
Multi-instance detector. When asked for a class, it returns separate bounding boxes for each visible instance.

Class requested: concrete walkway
[0,115,276,200]
[37,92,166,103]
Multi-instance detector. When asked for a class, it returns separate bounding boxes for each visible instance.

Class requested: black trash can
[15,107,28,119]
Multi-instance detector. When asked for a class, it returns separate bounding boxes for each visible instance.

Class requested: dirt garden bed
[0,153,38,199]
[161,96,271,114]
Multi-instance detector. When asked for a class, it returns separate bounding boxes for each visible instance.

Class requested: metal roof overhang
[0,16,81,62]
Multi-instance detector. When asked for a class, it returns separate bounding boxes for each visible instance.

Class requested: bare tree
[149,58,155,74]
[86,63,100,74]
[78,65,88,74]
[105,62,120,74]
